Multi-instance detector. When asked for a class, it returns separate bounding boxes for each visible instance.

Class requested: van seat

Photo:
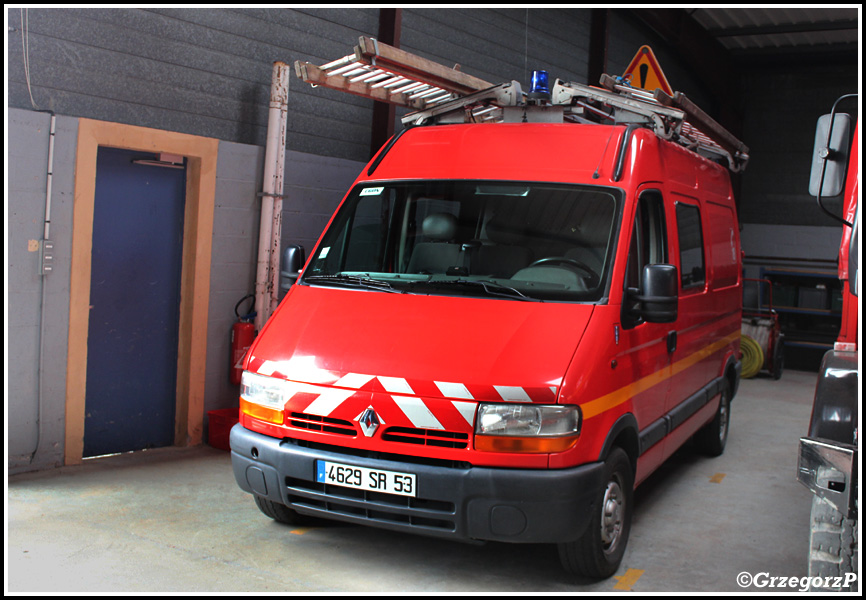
[407,213,462,274]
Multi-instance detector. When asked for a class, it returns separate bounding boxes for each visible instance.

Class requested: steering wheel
[526,257,599,287]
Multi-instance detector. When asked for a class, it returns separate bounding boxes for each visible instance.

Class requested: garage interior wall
[8,109,79,473]
[738,62,858,273]
[7,7,857,474]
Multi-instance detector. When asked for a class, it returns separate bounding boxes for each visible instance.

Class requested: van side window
[623,191,667,327]
[675,203,705,289]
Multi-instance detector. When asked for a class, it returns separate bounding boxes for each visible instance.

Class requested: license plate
[316,460,416,497]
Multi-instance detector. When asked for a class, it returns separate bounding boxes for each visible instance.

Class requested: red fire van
[231,68,745,578]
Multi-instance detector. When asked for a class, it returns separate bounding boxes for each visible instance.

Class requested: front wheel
[254,495,311,526]
[808,495,858,591]
[558,447,634,579]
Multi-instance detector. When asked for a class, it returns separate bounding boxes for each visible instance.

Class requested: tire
[254,494,311,526]
[808,495,858,592]
[558,447,634,579]
[694,378,731,457]
[771,334,785,380]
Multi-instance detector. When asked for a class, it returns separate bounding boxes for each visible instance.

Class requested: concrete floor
[7,370,820,593]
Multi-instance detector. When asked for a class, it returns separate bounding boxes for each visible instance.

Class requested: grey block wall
[204,142,364,423]
[204,140,264,422]
[402,9,592,89]
[8,7,380,162]
[8,108,79,473]
[738,62,858,227]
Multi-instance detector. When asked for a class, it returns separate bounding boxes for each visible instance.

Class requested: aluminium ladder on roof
[294,36,492,110]
[293,36,749,172]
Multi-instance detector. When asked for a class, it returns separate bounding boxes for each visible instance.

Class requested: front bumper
[798,436,858,518]
[797,349,858,518]
[231,424,604,544]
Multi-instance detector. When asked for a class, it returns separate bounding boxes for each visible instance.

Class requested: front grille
[288,412,356,437]
[286,477,457,532]
[381,426,469,449]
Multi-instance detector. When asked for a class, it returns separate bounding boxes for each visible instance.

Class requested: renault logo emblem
[356,407,381,437]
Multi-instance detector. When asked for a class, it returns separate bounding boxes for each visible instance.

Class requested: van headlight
[474,404,581,453]
[240,371,286,424]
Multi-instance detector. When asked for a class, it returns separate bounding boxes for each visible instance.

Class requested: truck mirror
[639,264,678,323]
[280,244,306,298]
[851,206,859,298]
[809,113,852,198]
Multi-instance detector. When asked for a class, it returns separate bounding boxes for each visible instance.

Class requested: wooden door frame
[65,119,218,464]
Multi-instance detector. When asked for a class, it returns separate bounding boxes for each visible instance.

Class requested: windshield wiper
[416,279,540,301]
[303,274,403,293]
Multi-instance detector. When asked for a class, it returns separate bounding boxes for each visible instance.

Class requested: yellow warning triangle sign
[622,45,673,96]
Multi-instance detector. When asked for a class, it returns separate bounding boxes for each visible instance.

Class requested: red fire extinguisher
[230,294,256,385]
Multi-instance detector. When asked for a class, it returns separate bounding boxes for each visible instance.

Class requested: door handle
[667,330,677,354]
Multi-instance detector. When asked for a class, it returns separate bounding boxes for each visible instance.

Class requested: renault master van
[231,66,745,578]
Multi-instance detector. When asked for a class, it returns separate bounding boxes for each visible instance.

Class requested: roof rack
[294,37,749,172]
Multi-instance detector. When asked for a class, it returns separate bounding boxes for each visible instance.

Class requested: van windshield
[302,180,622,302]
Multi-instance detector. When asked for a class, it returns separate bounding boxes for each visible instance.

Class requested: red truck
[231,47,747,579]
[798,95,859,592]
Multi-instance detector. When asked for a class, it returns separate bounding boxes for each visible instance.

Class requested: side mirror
[279,244,306,298]
[639,264,678,323]
[809,113,852,198]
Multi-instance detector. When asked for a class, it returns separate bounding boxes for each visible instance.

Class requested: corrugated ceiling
[689,7,859,55]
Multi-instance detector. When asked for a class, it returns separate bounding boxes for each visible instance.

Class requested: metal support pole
[255,61,290,331]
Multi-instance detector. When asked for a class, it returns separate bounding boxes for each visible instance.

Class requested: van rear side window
[676,203,706,289]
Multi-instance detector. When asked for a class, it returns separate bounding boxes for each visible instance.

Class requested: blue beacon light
[530,70,550,95]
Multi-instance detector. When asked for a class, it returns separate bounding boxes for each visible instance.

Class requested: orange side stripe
[581,331,739,419]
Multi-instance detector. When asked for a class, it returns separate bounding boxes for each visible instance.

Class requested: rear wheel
[771,334,785,380]
[694,378,731,457]
[254,495,311,526]
[558,447,633,579]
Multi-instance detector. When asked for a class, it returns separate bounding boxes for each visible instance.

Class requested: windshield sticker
[360,187,384,196]
[319,247,330,258]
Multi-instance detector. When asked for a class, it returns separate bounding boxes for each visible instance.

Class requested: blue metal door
[84,147,186,457]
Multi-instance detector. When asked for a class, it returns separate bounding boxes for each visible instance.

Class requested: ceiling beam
[587,8,610,88]
[728,41,859,67]
[709,19,858,38]
[370,8,403,158]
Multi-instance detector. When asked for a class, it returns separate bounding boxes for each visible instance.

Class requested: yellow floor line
[614,568,645,590]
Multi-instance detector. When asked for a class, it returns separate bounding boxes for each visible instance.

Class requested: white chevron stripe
[451,401,477,426]
[494,385,531,402]
[257,360,279,377]
[435,381,474,399]
[336,373,375,389]
[392,396,444,430]
[378,376,414,395]
[304,387,357,416]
